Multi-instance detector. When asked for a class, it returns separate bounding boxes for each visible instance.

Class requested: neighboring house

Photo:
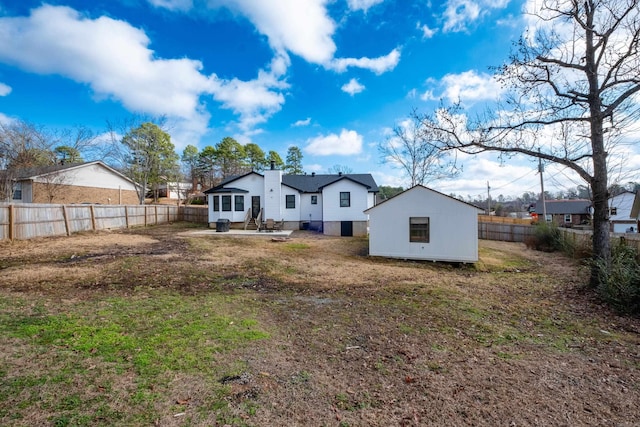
[157,182,199,201]
[204,163,378,236]
[531,199,592,227]
[608,191,637,233]
[11,161,141,204]
[364,185,483,262]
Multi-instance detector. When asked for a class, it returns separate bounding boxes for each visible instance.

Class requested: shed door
[251,196,260,218]
[341,221,353,237]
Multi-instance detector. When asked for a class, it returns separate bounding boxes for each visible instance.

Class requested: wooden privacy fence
[478,221,640,254]
[478,221,593,244]
[0,203,184,241]
[478,215,533,225]
[478,221,535,242]
[180,205,208,224]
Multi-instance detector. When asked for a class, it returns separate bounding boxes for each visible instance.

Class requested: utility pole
[538,151,547,221]
[487,181,491,215]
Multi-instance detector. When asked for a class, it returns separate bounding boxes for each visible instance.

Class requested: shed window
[213,196,219,212]
[564,214,571,223]
[340,192,350,207]
[409,217,430,243]
[234,195,244,211]
[221,195,232,211]
[311,195,317,205]
[286,195,295,209]
[609,207,618,216]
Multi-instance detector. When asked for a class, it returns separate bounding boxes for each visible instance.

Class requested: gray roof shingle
[205,172,378,194]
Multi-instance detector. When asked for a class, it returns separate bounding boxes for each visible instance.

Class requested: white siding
[281,188,300,221]
[322,179,370,222]
[264,169,283,220]
[368,186,479,262]
[33,163,138,191]
[300,193,322,223]
[207,173,264,223]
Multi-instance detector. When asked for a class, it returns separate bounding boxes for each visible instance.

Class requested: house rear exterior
[365,185,482,262]
[204,165,378,236]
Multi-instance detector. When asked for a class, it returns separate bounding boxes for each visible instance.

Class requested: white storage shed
[365,185,482,262]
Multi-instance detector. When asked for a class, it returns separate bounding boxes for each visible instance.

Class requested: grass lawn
[0,223,638,426]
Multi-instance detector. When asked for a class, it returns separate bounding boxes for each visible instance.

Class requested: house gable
[12,161,141,204]
[367,185,480,262]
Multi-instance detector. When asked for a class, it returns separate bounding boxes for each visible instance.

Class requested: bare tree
[327,164,353,174]
[418,0,640,287]
[379,113,458,187]
[36,168,72,203]
[0,120,54,201]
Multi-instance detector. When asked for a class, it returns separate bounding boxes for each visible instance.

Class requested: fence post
[125,205,130,228]
[90,205,96,231]
[62,205,71,236]
[8,204,14,241]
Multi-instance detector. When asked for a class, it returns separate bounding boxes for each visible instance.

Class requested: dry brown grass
[0,224,638,426]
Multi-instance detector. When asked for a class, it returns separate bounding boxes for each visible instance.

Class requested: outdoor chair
[264,218,275,232]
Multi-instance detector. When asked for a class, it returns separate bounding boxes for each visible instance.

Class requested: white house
[610,191,638,233]
[365,185,482,262]
[11,161,141,205]
[157,182,198,200]
[204,163,378,236]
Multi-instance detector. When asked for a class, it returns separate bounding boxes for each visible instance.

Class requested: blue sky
[1,0,631,200]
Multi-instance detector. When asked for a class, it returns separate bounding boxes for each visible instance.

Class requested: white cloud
[417,22,437,38]
[209,54,290,132]
[0,4,294,146]
[0,112,15,125]
[0,5,211,122]
[341,78,365,96]
[148,0,193,11]
[306,163,324,172]
[305,129,363,155]
[171,1,399,74]
[442,0,510,33]
[0,82,11,96]
[347,0,385,12]
[219,0,337,64]
[330,48,400,74]
[423,70,503,104]
[292,117,311,127]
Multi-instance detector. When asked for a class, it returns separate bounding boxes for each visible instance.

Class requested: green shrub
[524,222,563,252]
[595,242,640,315]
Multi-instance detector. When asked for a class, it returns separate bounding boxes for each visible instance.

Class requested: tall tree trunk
[584,1,610,287]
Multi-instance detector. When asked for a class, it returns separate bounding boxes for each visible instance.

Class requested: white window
[564,214,571,223]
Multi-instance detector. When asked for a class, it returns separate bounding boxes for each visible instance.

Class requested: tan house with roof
[11,161,141,205]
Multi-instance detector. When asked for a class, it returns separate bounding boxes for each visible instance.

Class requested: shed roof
[365,184,483,213]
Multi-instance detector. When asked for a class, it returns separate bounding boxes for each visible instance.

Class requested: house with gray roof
[531,199,592,227]
[204,162,378,236]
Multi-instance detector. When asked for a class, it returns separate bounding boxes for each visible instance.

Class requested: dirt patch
[0,224,638,426]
